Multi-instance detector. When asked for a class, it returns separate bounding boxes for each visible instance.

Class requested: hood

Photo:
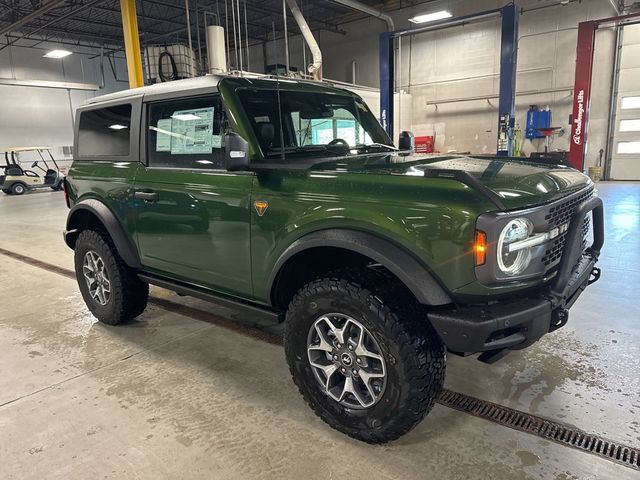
[314,154,592,210]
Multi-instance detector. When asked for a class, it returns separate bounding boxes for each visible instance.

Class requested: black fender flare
[64,198,141,269]
[268,229,452,307]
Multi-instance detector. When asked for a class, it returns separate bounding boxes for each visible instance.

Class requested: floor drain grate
[437,389,640,471]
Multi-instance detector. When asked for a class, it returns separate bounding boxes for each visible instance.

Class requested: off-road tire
[284,268,445,443]
[74,229,149,325]
[11,183,26,195]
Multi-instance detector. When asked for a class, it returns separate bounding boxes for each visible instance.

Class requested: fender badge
[254,200,269,216]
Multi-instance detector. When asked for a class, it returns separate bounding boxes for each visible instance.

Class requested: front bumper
[428,196,604,355]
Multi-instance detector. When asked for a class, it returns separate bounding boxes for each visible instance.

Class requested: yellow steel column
[119,0,144,88]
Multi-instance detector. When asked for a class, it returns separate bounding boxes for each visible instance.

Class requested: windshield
[236,88,392,158]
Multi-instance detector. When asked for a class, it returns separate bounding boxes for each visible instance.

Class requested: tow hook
[588,267,601,285]
[549,308,569,332]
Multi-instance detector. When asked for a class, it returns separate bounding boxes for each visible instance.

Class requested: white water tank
[206,25,227,74]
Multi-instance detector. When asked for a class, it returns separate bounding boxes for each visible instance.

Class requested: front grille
[540,187,594,269]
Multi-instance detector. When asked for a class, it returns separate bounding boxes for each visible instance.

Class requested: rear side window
[146,95,227,169]
[77,104,132,157]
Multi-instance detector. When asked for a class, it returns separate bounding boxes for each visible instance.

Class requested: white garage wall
[247,0,618,167]
[0,41,128,171]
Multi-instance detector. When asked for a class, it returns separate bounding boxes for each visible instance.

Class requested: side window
[77,104,132,157]
[146,95,227,169]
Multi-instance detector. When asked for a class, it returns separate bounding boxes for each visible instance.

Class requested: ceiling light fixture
[43,49,72,58]
[408,10,452,24]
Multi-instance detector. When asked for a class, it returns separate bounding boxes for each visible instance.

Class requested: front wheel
[284,269,445,443]
[11,183,26,195]
[74,230,149,325]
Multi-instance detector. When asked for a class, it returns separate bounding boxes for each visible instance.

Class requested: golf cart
[1,147,64,195]
[0,151,25,187]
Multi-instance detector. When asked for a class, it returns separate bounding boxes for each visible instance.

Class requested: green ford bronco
[63,75,603,443]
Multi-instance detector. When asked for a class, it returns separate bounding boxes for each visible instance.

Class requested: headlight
[497,218,533,276]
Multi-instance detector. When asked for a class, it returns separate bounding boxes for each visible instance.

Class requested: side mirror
[224,132,250,171]
[398,131,415,154]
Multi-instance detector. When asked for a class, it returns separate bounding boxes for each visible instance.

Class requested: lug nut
[352,369,358,376]
[356,357,362,364]
[341,367,346,373]
[333,354,339,361]
[348,344,354,351]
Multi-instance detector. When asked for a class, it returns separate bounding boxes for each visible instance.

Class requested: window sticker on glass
[155,118,172,151]
[211,135,222,149]
[169,107,215,154]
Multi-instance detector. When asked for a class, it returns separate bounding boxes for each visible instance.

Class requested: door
[610,24,640,180]
[134,94,255,297]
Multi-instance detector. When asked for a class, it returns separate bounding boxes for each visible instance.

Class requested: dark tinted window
[147,95,227,169]
[77,104,132,157]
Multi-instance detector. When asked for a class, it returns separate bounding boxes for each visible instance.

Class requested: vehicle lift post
[378,4,519,156]
[568,11,640,172]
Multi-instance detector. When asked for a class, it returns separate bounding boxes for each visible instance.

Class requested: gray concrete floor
[0,182,638,480]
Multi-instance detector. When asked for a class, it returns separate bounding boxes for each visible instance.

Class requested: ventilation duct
[286,0,322,80]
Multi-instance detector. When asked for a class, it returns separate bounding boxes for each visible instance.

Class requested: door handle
[134,190,159,202]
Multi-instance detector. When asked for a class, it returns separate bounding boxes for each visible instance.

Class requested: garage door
[610,24,640,180]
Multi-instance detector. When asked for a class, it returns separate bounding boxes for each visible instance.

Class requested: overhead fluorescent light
[172,113,201,121]
[43,49,72,59]
[109,124,128,130]
[408,10,452,24]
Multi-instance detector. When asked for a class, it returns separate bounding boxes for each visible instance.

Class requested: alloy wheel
[307,313,387,409]
[82,250,111,306]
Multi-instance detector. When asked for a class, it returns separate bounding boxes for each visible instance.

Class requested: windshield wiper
[353,143,398,152]
[265,145,346,158]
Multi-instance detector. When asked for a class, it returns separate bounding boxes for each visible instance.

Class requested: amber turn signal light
[474,230,487,266]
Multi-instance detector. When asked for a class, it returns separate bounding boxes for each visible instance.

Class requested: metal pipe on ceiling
[230,0,239,69]
[184,0,196,77]
[325,0,394,31]
[286,0,321,80]
[236,0,243,72]
[283,0,290,75]
[194,0,203,74]
[244,0,250,71]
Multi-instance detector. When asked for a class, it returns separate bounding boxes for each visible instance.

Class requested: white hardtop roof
[85,74,224,105]
[84,73,360,106]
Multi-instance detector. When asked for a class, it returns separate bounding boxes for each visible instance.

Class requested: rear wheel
[74,230,149,325]
[284,268,445,443]
[11,183,26,195]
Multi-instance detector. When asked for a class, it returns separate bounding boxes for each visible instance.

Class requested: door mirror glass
[224,132,250,171]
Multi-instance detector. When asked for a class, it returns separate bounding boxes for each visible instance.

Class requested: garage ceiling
[0,0,433,52]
